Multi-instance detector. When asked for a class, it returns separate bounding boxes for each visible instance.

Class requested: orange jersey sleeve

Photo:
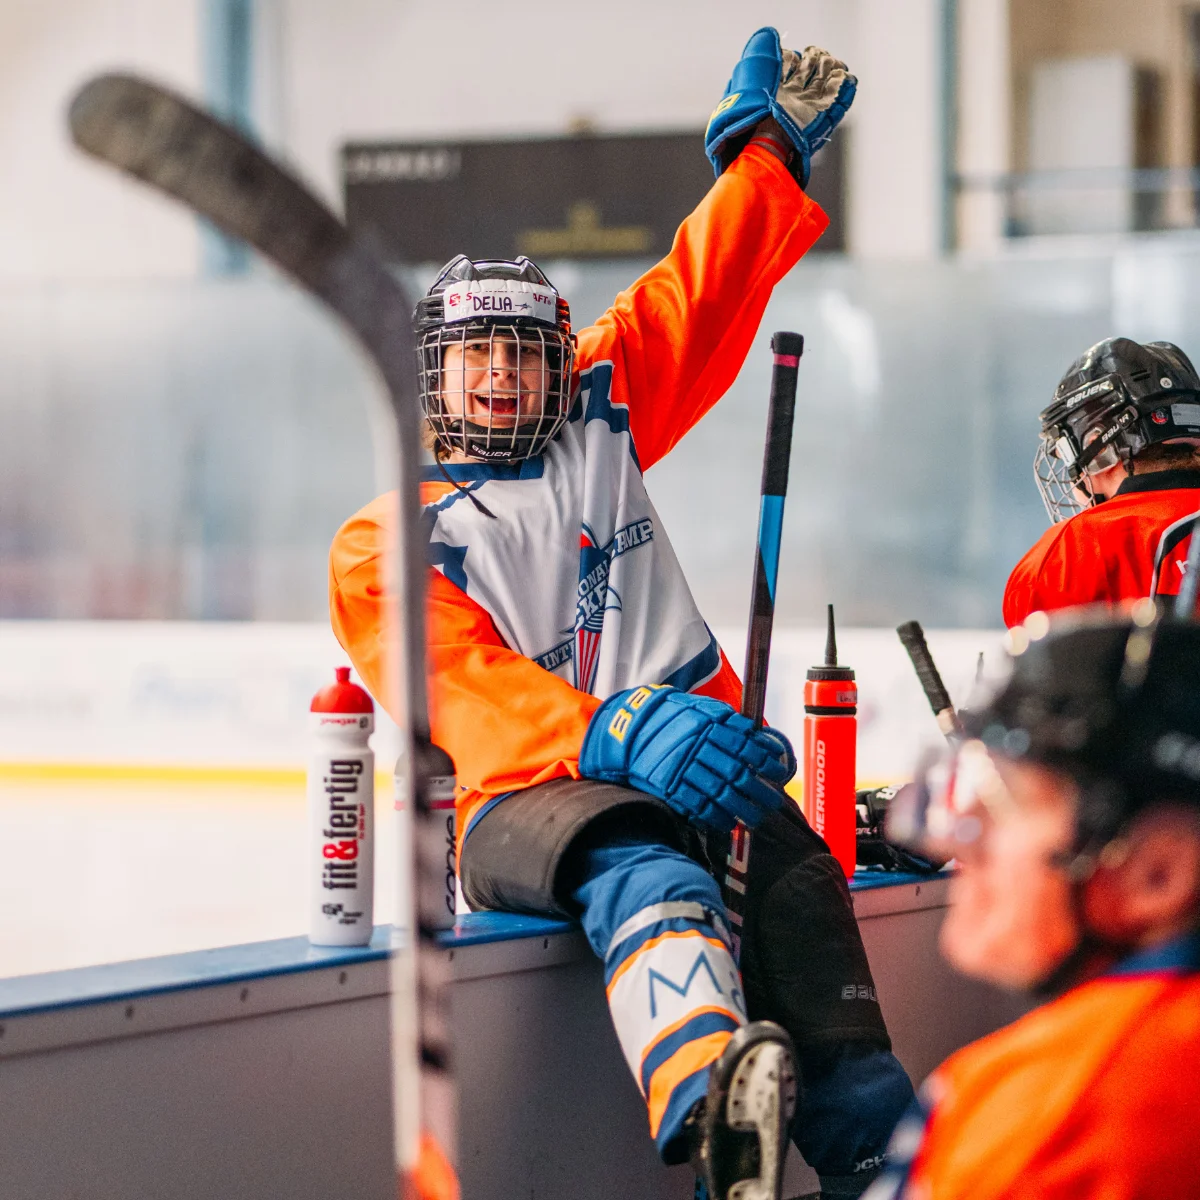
[577,143,829,470]
[329,489,600,801]
[907,971,1200,1199]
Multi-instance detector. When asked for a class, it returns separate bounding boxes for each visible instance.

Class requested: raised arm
[578,144,827,470]
[576,33,854,470]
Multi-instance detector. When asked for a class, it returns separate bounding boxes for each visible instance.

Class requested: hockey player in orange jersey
[1003,337,1200,627]
[868,609,1200,1200]
[331,29,914,1200]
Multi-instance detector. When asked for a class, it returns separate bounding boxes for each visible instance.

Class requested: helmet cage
[417,320,575,463]
[1034,374,1142,523]
[414,255,576,464]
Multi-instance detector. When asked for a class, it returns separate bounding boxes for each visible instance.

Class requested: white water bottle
[308,666,374,946]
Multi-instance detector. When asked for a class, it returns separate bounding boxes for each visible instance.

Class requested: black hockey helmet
[889,607,1200,874]
[1034,337,1200,522]
[414,254,575,463]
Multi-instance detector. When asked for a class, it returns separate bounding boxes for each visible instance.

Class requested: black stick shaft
[742,331,804,725]
[896,620,963,741]
[721,333,803,972]
[67,73,446,1183]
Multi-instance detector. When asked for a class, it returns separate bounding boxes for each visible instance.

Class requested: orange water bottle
[802,605,857,877]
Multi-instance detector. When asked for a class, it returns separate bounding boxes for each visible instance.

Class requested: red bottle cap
[310,666,374,714]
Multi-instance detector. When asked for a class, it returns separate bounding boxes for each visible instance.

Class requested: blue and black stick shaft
[723,331,804,960]
[742,331,804,728]
[696,333,803,1200]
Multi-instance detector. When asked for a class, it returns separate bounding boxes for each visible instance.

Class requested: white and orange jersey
[330,145,829,841]
[422,361,722,697]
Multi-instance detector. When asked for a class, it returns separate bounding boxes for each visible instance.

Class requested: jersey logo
[1151,512,1200,599]
[575,524,620,692]
[531,516,656,690]
[573,518,656,692]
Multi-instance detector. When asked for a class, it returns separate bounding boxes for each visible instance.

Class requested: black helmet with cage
[889,606,1200,882]
[414,254,576,463]
[1034,337,1200,523]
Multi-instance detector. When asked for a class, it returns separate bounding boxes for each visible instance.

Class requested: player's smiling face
[440,334,549,428]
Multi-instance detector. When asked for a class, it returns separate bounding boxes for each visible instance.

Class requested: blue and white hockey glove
[706,29,856,187]
[579,685,796,835]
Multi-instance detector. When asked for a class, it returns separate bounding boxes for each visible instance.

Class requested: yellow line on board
[0,761,308,787]
[0,762,897,797]
[0,761,393,791]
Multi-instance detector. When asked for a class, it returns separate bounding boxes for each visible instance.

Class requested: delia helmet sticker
[442,279,557,325]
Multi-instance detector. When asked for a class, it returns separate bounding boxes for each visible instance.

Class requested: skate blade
[725,1042,797,1200]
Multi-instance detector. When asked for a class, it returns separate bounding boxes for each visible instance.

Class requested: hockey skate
[689,1020,799,1200]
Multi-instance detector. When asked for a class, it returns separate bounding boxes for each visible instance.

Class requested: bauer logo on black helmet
[1034,337,1200,523]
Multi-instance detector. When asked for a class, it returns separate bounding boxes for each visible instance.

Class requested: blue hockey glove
[579,685,796,835]
[706,29,856,187]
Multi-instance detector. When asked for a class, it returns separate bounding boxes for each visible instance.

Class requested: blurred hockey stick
[68,74,452,1194]
[722,332,804,958]
[896,620,963,743]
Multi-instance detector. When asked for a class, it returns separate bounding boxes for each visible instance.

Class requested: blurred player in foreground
[868,608,1200,1199]
[332,29,913,1200]
[1004,338,1200,625]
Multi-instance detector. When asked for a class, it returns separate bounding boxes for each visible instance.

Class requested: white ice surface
[0,782,397,980]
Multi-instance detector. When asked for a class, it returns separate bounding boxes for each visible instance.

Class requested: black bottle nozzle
[824,603,838,667]
[807,602,854,684]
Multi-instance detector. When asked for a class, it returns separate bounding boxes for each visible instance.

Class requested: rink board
[0,873,1027,1200]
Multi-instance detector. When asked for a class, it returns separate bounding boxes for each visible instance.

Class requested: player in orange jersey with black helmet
[1003,337,1200,627]
[868,608,1200,1200]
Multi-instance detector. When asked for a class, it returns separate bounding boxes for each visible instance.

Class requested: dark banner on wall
[341,131,844,264]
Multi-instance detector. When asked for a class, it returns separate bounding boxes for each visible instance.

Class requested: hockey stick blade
[67,76,423,703]
[896,620,963,742]
[68,72,446,1180]
[68,74,412,410]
